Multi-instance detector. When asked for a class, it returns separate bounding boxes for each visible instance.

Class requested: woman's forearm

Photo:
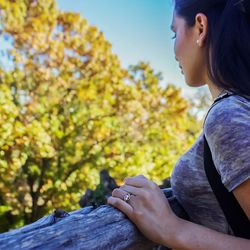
[163,217,250,250]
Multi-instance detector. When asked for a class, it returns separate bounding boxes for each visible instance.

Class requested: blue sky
[0,0,204,96]
[56,0,197,95]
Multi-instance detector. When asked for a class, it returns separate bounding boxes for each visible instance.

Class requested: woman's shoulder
[203,94,250,192]
[204,94,250,135]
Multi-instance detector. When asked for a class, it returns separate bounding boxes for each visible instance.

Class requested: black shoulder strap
[203,91,250,238]
[204,137,250,238]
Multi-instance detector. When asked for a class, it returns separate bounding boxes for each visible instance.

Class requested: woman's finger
[112,187,129,199]
[112,188,138,207]
[119,184,142,196]
[107,196,134,218]
[124,176,149,188]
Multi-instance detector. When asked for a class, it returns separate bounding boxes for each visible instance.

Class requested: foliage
[0,0,201,231]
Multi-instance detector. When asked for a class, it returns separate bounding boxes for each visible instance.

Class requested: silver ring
[123,193,132,202]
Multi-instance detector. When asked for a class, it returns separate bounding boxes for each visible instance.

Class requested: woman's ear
[195,13,208,47]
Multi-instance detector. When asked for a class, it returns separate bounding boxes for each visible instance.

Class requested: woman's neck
[206,80,225,100]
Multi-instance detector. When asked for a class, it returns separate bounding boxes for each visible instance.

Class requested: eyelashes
[171,34,176,40]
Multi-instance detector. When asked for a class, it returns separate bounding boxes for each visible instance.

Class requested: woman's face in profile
[171,12,207,87]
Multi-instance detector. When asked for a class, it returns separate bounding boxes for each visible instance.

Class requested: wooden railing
[0,188,188,250]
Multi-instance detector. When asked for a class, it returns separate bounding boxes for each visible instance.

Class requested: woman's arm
[162,179,250,250]
[166,217,250,250]
[165,179,250,250]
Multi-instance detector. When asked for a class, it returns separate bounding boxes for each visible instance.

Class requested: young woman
[107,0,250,249]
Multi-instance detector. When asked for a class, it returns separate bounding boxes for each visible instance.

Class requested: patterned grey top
[170,94,250,235]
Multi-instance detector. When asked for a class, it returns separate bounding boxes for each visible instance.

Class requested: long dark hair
[174,0,250,96]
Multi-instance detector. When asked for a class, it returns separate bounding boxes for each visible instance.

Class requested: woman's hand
[107,175,181,246]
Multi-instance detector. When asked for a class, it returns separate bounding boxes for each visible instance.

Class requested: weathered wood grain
[0,188,188,250]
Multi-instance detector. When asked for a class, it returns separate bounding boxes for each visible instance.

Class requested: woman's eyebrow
[170,25,175,31]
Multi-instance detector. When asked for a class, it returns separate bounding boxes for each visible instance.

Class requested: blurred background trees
[0,0,208,232]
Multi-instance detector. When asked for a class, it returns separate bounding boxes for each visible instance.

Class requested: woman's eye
[171,34,176,40]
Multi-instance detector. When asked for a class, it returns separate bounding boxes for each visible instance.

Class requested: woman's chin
[185,79,206,87]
